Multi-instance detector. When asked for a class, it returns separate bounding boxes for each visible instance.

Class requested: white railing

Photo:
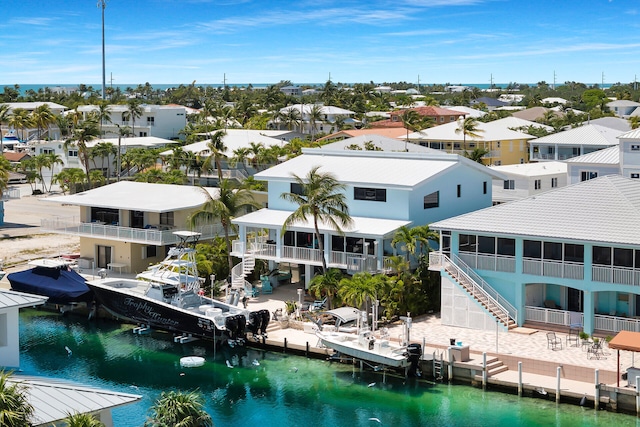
[345,255,377,274]
[41,217,224,245]
[458,252,515,273]
[522,258,585,280]
[594,314,640,333]
[282,245,323,263]
[526,306,640,334]
[592,265,640,286]
[2,188,20,199]
[525,306,577,327]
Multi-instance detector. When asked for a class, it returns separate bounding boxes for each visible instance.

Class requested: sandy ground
[0,234,80,269]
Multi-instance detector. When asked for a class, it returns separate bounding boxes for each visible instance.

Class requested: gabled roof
[489,116,553,132]
[511,107,559,122]
[319,135,437,153]
[389,106,465,117]
[619,129,640,140]
[0,289,48,310]
[160,129,288,157]
[406,120,536,142]
[232,208,411,238]
[40,181,219,212]
[8,375,141,426]
[2,152,31,162]
[531,124,623,146]
[431,175,640,246]
[280,104,355,115]
[471,97,508,107]
[255,148,505,188]
[588,117,632,132]
[607,100,640,107]
[89,136,175,149]
[446,106,486,118]
[565,146,619,164]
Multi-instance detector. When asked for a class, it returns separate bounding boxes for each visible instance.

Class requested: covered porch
[231,208,412,285]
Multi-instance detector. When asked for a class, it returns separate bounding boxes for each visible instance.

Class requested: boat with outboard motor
[86,231,270,347]
[316,310,421,376]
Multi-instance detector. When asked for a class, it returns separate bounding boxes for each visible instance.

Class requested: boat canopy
[8,266,93,304]
[324,307,360,326]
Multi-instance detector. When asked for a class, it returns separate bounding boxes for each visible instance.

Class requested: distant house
[489,161,567,204]
[470,97,509,110]
[529,124,623,162]
[275,104,359,134]
[2,151,31,165]
[406,119,536,166]
[231,148,505,287]
[39,181,234,273]
[1,102,67,141]
[446,106,486,119]
[376,106,466,128]
[512,106,563,122]
[317,128,408,143]
[606,100,640,118]
[428,175,640,336]
[319,134,438,153]
[280,86,302,96]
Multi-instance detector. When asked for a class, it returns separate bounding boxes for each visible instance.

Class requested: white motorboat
[86,231,270,347]
[316,310,422,373]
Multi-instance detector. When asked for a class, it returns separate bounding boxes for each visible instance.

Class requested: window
[631,145,640,151]
[290,183,304,195]
[160,211,174,226]
[534,179,541,190]
[354,187,386,202]
[614,248,633,267]
[551,177,558,188]
[423,191,439,209]
[592,246,611,266]
[459,234,477,252]
[564,244,584,262]
[143,245,157,259]
[503,180,515,190]
[497,238,516,256]
[543,242,562,260]
[580,171,598,181]
[440,116,445,122]
[450,116,456,121]
[42,148,54,154]
[478,236,495,254]
[483,181,487,194]
[523,240,542,258]
[494,160,502,166]
[456,184,461,198]
[453,143,461,150]
[632,173,640,179]
[147,117,155,125]
[68,150,78,157]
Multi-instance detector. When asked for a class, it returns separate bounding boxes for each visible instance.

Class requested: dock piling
[595,369,599,411]
[556,367,561,403]
[518,362,522,397]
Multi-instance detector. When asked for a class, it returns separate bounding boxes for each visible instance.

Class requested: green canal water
[17,309,640,427]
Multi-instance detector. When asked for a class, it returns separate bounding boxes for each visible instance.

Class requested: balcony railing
[41,217,224,245]
[525,306,640,333]
[592,265,640,286]
[458,252,516,273]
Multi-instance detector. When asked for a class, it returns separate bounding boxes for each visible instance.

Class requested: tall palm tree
[115,124,132,181]
[124,99,144,137]
[96,101,112,136]
[67,117,100,186]
[201,130,227,183]
[281,165,353,273]
[455,116,483,152]
[308,104,324,140]
[0,157,10,199]
[189,179,260,276]
[308,268,343,310]
[145,390,213,427]
[92,141,116,179]
[283,108,301,131]
[7,108,32,142]
[0,370,34,427]
[0,103,10,153]
[400,109,421,150]
[31,104,55,141]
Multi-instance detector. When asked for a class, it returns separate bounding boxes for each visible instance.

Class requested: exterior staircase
[432,252,518,330]
[473,356,509,381]
[231,252,256,291]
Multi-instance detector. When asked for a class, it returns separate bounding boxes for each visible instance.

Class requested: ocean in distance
[8,82,615,95]
[17,309,639,427]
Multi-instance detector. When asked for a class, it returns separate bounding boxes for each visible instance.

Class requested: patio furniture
[547,332,562,350]
[587,342,606,360]
[260,275,273,294]
[581,338,593,351]
[566,328,580,347]
[310,297,327,311]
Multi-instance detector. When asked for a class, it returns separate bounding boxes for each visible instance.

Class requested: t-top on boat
[86,231,270,347]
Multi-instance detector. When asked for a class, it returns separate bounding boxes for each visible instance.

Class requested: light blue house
[429,175,640,335]
[231,148,504,288]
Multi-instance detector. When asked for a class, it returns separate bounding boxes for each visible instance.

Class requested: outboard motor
[259,309,270,336]
[248,311,262,337]
[407,343,422,378]
[236,314,247,344]
[225,315,238,346]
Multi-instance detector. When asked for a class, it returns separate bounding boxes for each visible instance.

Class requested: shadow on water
[17,309,640,427]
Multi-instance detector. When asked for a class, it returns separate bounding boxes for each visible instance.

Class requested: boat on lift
[86,231,270,347]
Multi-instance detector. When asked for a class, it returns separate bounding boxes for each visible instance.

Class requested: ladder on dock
[433,353,444,381]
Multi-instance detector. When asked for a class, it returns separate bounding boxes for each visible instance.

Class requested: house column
[514,237,525,326]
[583,290,595,335]
[304,264,312,289]
[238,225,247,254]
[323,233,330,267]
[375,240,382,272]
[275,228,281,258]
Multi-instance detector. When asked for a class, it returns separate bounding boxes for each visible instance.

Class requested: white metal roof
[565,146,619,164]
[8,375,141,426]
[489,161,567,177]
[619,129,640,140]
[431,175,640,246]
[407,120,536,142]
[233,208,411,238]
[89,136,175,148]
[319,135,437,152]
[532,124,623,146]
[160,129,287,157]
[40,181,219,212]
[588,117,631,132]
[489,116,553,132]
[254,149,504,188]
[0,289,48,310]
[280,104,355,116]
[446,106,486,118]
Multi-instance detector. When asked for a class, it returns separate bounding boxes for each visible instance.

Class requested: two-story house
[39,181,232,273]
[371,106,466,128]
[275,104,359,134]
[490,161,567,204]
[231,148,505,288]
[428,174,640,336]
[529,124,623,162]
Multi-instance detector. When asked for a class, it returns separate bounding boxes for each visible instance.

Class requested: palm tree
[7,108,32,142]
[281,166,353,273]
[463,146,490,163]
[282,108,301,131]
[308,104,324,140]
[400,109,421,150]
[92,141,116,179]
[53,167,87,194]
[145,390,213,427]
[338,272,380,316]
[629,116,640,130]
[0,103,10,153]
[308,268,343,310]
[0,370,34,427]
[64,412,106,427]
[96,101,112,136]
[201,130,227,183]
[67,117,100,186]
[30,104,55,141]
[124,99,144,137]
[455,116,483,152]
[115,124,132,181]
[0,157,10,199]
[189,179,260,276]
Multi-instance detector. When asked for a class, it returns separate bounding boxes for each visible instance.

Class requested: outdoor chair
[547,332,562,350]
[587,342,606,360]
[260,275,273,294]
[310,297,327,311]
[566,328,579,347]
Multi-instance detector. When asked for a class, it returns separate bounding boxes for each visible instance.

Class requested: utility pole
[98,1,107,101]
[553,70,556,90]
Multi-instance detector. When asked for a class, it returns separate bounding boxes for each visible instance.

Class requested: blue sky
[2,0,640,87]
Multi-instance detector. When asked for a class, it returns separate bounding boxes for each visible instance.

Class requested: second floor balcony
[41,216,224,246]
